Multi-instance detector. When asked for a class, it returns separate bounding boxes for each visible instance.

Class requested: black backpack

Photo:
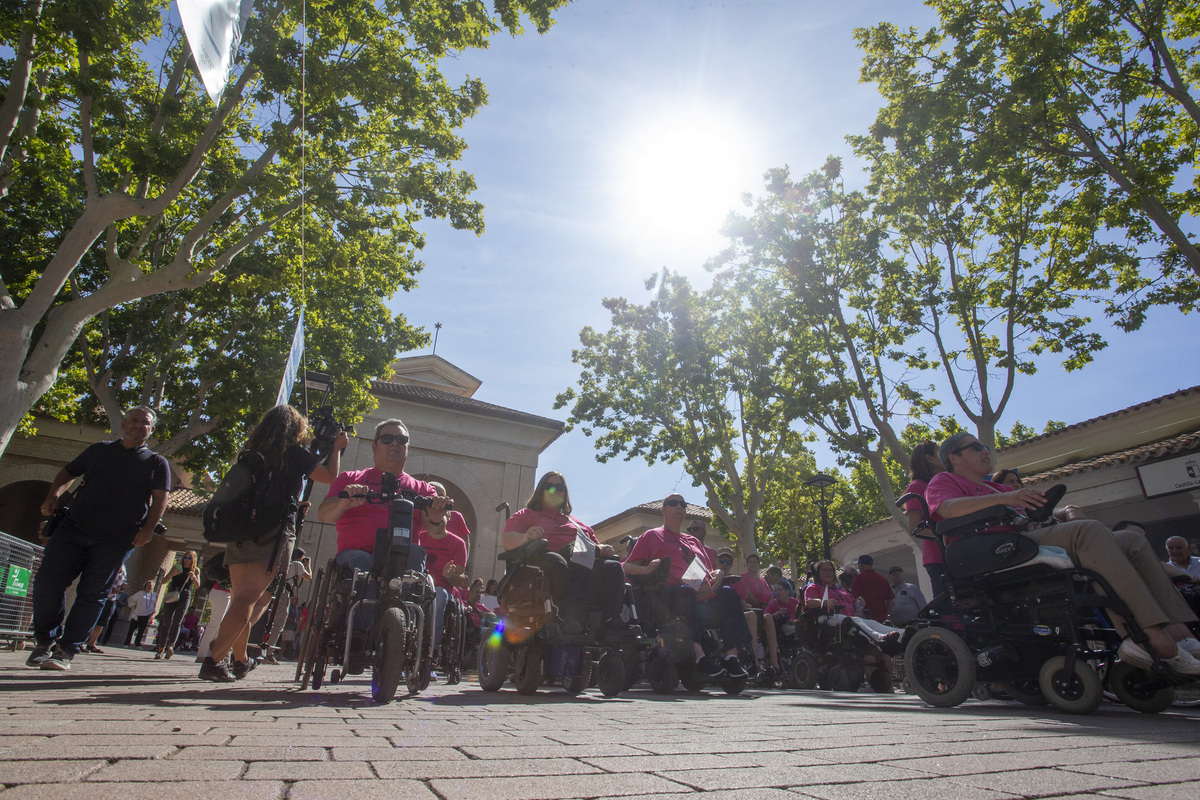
[203,451,293,543]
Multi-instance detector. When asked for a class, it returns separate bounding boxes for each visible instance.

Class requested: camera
[308,404,354,461]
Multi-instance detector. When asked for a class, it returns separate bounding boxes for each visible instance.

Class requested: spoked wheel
[1001,680,1048,706]
[905,627,976,708]
[513,647,544,696]
[646,652,679,694]
[1108,661,1175,714]
[1039,656,1103,715]
[296,566,332,688]
[791,652,819,690]
[370,607,407,703]
[478,632,510,692]
[597,650,627,698]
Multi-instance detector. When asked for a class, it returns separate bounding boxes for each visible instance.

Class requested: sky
[392,0,1199,528]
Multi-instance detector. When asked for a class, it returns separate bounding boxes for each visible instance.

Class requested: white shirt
[1169,555,1200,579]
[130,590,157,616]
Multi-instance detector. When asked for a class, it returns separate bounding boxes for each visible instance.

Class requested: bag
[41,503,70,539]
[203,451,293,543]
[163,591,181,604]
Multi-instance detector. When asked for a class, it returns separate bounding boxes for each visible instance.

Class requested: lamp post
[805,473,838,560]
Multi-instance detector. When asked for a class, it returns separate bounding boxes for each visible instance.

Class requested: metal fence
[1,531,43,647]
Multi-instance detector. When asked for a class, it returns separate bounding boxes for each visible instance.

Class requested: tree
[555,272,809,555]
[0,0,567,458]
[856,0,1199,331]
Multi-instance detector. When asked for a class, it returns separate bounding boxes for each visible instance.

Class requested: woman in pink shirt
[501,471,629,634]
[903,440,946,604]
[803,559,905,649]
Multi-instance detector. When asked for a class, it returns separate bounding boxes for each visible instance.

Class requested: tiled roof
[592,499,713,530]
[996,384,1200,454]
[1023,429,1200,484]
[166,488,207,517]
[371,381,565,434]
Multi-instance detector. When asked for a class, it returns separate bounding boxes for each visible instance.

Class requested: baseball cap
[716,547,735,559]
[856,554,874,566]
[888,566,902,574]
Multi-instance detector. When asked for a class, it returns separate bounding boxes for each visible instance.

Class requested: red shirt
[625,526,712,586]
[925,472,1021,533]
[851,568,894,623]
[447,510,470,541]
[904,478,943,567]
[329,468,438,554]
[764,596,800,619]
[504,507,598,551]
[416,528,468,591]
[737,571,773,607]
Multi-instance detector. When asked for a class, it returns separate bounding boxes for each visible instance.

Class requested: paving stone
[0,759,107,784]
[1063,757,1200,782]
[287,780,438,800]
[87,759,246,781]
[790,778,1024,800]
[952,768,1147,795]
[329,746,468,761]
[428,772,691,800]
[242,761,376,780]
[657,763,930,791]
[1098,782,1200,800]
[3,744,177,759]
[172,745,329,761]
[0,782,286,799]
[459,743,652,760]
[373,757,602,779]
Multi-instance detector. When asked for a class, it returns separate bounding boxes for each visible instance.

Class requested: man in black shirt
[28,406,171,670]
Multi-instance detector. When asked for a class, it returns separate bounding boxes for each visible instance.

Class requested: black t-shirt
[65,440,171,538]
[281,444,321,501]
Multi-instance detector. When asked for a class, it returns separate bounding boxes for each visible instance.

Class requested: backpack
[203,451,293,543]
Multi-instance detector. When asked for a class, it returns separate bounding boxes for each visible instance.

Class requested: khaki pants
[1029,521,1196,631]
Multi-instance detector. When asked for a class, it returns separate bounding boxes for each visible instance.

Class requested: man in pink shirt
[927,431,1200,675]
[317,418,448,633]
[624,494,750,679]
[736,553,778,680]
[417,509,468,666]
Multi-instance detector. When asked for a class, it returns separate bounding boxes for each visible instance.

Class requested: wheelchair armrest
[498,538,548,563]
[936,505,1018,539]
[1023,483,1067,523]
[722,575,741,587]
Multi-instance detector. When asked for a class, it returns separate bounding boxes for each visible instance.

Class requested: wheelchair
[785,608,898,694]
[477,538,643,697]
[896,487,1190,715]
[629,558,749,696]
[295,486,439,703]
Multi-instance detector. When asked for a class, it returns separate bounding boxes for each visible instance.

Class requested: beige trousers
[1028,521,1196,632]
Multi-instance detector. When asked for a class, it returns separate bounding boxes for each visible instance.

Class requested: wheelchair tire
[680,664,708,694]
[1000,680,1048,706]
[792,652,819,690]
[296,565,332,688]
[869,668,893,694]
[828,665,860,693]
[371,607,407,704]
[562,659,593,696]
[597,650,627,698]
[478,634,509,692]
[1039,656,1103,715]
[514,648,544,696]
[905,627,976,708]
[620,646,639,691]
[1107,661,1175,714]
[717,674,746,696]
[331,669,342,685]
[647,652,679,694]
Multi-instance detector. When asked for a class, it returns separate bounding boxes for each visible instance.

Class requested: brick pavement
[2,648,1199,799]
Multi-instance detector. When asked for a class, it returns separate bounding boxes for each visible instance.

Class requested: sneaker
[230,657,257,680]
[1163,648,1200,676]
[696,655,726,678]
[722,656,748,679]
[25,643,52,667]
[198,657,237,682]
[1177,637,1200,657]
[1117,639,1155,669]
[40,646,73,670]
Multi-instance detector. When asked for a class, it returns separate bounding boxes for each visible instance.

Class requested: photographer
[317,418,447,637]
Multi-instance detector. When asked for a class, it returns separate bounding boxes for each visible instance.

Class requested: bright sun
[612,105,758,266]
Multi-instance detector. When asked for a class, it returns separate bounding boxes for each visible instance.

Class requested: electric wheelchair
[477,538,643,697]
[897,486,1190,714]
[786,607,899,694]
[295,477,457,702]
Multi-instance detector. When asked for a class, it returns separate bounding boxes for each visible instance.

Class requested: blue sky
[395,0,1199,527]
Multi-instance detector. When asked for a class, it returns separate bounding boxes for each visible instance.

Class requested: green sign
[4,565,31,597]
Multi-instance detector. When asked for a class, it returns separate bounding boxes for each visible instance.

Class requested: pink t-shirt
[803,582,857,616]
[737,572,773,607]
[416,528,468,591]
[904,478,943,567]
[765,596,800,618]
[447,510,470,541]
[924,472,1020,534]
[329,468,438,554]
[504,507,599,552]
[625,526,713,586]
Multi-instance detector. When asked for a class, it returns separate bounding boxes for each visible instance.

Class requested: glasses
[545,483,565,493]
[952,441,989,455]
[717,557,733,565]
[663,499,686,508]
[686,525,704,533]
[376,433,409,446]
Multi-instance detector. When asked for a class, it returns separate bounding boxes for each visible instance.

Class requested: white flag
[680,556,707,592]
[275,309,304,407]
[570,526,596,570]
[178,0,255,105]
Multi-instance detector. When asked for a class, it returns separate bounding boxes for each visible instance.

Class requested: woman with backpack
[198,405,347,682]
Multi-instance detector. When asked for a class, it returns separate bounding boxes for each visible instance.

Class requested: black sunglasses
[545,483,566,493]
[376,433,409,446]
[717,556,733,564]
[686,525,704,532]
[663,499,686,508]
[952,441,988,455]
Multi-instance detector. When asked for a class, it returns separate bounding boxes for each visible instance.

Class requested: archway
[0,480,51,545]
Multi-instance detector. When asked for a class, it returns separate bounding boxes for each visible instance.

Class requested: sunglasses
[687,525,704,533]
[952,441,989,454]
[663,499,686,508]
[376,433,409,446]
[717,557,733,564]
[545,484,565,493]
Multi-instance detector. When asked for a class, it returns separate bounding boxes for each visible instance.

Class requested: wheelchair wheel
[647,651,679,694]
[680,663,708,694]
[905,627,976,708]
[792,652,819,690]
[1038,656,1103,715]
[296,565,332,688]
[868,668,893,694]
[562,659,593,696]
[620,646,639,691]
[1000,680,1048,706]
[478,633,509,692]
[513,647,544,696]
[828,664,863,693]
[597,650,627,698]
[1107,661,1175,714]
[371,607,407,704]
[717,674,746,696]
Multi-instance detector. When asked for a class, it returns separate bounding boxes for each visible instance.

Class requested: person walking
[124,581,158,648]
[154,551,200,659]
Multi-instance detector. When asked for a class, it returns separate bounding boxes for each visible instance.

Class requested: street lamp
[805,473,838,560]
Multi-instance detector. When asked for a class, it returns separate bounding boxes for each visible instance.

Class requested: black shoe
[199,657,237,682]
[25,643,52,667]
[261,652,279,666]
[40,646,74,671]
[722,656,748,679]
[230,657,257,680]
[696,655,726,678]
